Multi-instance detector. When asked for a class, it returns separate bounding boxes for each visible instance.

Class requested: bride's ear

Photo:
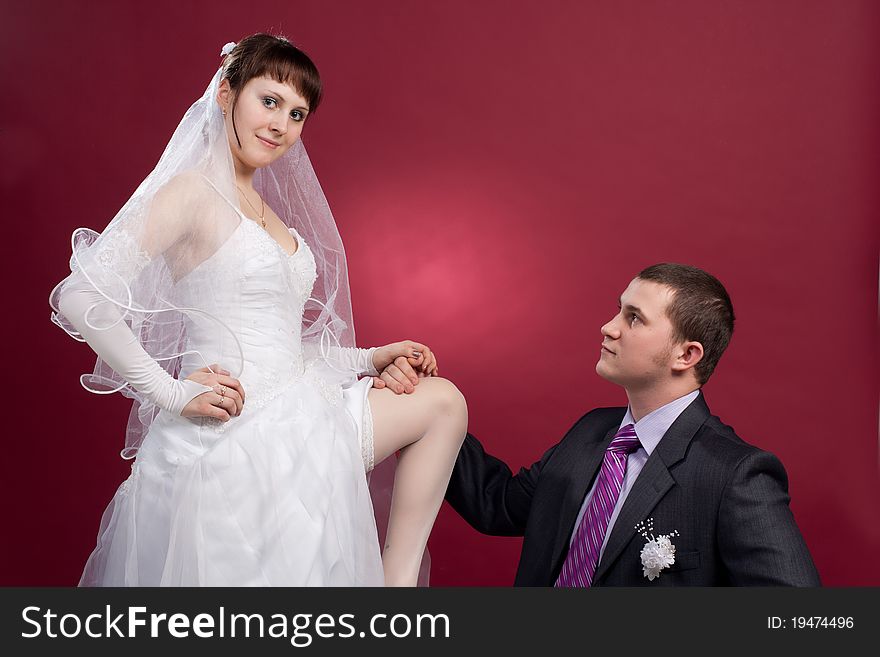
[217,79,232,114]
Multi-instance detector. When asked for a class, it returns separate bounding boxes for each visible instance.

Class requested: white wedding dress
[79,212,385,586]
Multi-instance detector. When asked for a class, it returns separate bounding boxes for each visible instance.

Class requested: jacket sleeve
[717,449,821,586]
[445,432,559,537]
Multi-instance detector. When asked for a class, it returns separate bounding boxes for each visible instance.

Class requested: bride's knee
[423,377,468,423]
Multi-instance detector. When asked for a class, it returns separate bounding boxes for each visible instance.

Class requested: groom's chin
[595,361,625,388]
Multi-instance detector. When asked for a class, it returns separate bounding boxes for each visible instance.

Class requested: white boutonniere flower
[635,518,680,581]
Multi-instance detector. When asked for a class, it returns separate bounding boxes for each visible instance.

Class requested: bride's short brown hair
[222,33,322,112]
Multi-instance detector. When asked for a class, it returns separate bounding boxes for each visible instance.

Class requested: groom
[441,263,819,586]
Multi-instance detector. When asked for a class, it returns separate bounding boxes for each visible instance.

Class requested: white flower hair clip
[635,518,680,581]
[220,42,237,57]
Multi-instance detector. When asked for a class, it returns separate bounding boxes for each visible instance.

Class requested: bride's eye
[262,97,278,108]
[290,109,304,122]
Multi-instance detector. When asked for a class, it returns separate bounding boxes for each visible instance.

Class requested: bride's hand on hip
[181,364,246,421]
[372,341,439,394]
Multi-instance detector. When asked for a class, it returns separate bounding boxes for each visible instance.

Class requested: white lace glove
[303,344,379,377]
[57,274,213,416]
[335,346,379,376]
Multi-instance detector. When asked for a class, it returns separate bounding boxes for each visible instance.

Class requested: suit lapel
[592,393,711,584]
[592,453,675,583]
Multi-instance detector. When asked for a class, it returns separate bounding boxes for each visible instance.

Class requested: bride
[49,33,467,586]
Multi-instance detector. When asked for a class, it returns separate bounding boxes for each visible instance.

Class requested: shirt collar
[620,389,701,456]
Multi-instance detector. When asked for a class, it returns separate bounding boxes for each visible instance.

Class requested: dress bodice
[173,217,318,409]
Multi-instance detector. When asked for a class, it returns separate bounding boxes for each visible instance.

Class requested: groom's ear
[671,341,704,375]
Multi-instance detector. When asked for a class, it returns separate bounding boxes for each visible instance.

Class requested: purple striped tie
[555,424,641,587]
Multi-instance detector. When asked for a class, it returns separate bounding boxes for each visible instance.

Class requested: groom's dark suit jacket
[446,393,820,586]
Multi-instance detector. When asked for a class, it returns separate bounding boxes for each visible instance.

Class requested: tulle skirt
[79,376,384,586]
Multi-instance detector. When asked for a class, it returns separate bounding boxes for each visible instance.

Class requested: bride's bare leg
[368,377,467,586]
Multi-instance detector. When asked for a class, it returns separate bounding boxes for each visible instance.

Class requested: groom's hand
[372,356,421,394]
[373,341,439,395]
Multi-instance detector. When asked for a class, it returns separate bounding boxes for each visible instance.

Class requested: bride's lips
[257,135,280,149]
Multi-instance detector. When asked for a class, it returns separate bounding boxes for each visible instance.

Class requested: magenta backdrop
[2,0,878,586]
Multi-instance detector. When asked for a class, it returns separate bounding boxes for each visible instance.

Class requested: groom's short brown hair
[637,263,735,384]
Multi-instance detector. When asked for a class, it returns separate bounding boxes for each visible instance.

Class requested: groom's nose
[601,319,620,339]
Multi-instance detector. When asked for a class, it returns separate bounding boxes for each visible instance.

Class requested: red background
[2,0,878,585]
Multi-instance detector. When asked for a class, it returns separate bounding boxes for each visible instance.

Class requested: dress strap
[199,174,244,217]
